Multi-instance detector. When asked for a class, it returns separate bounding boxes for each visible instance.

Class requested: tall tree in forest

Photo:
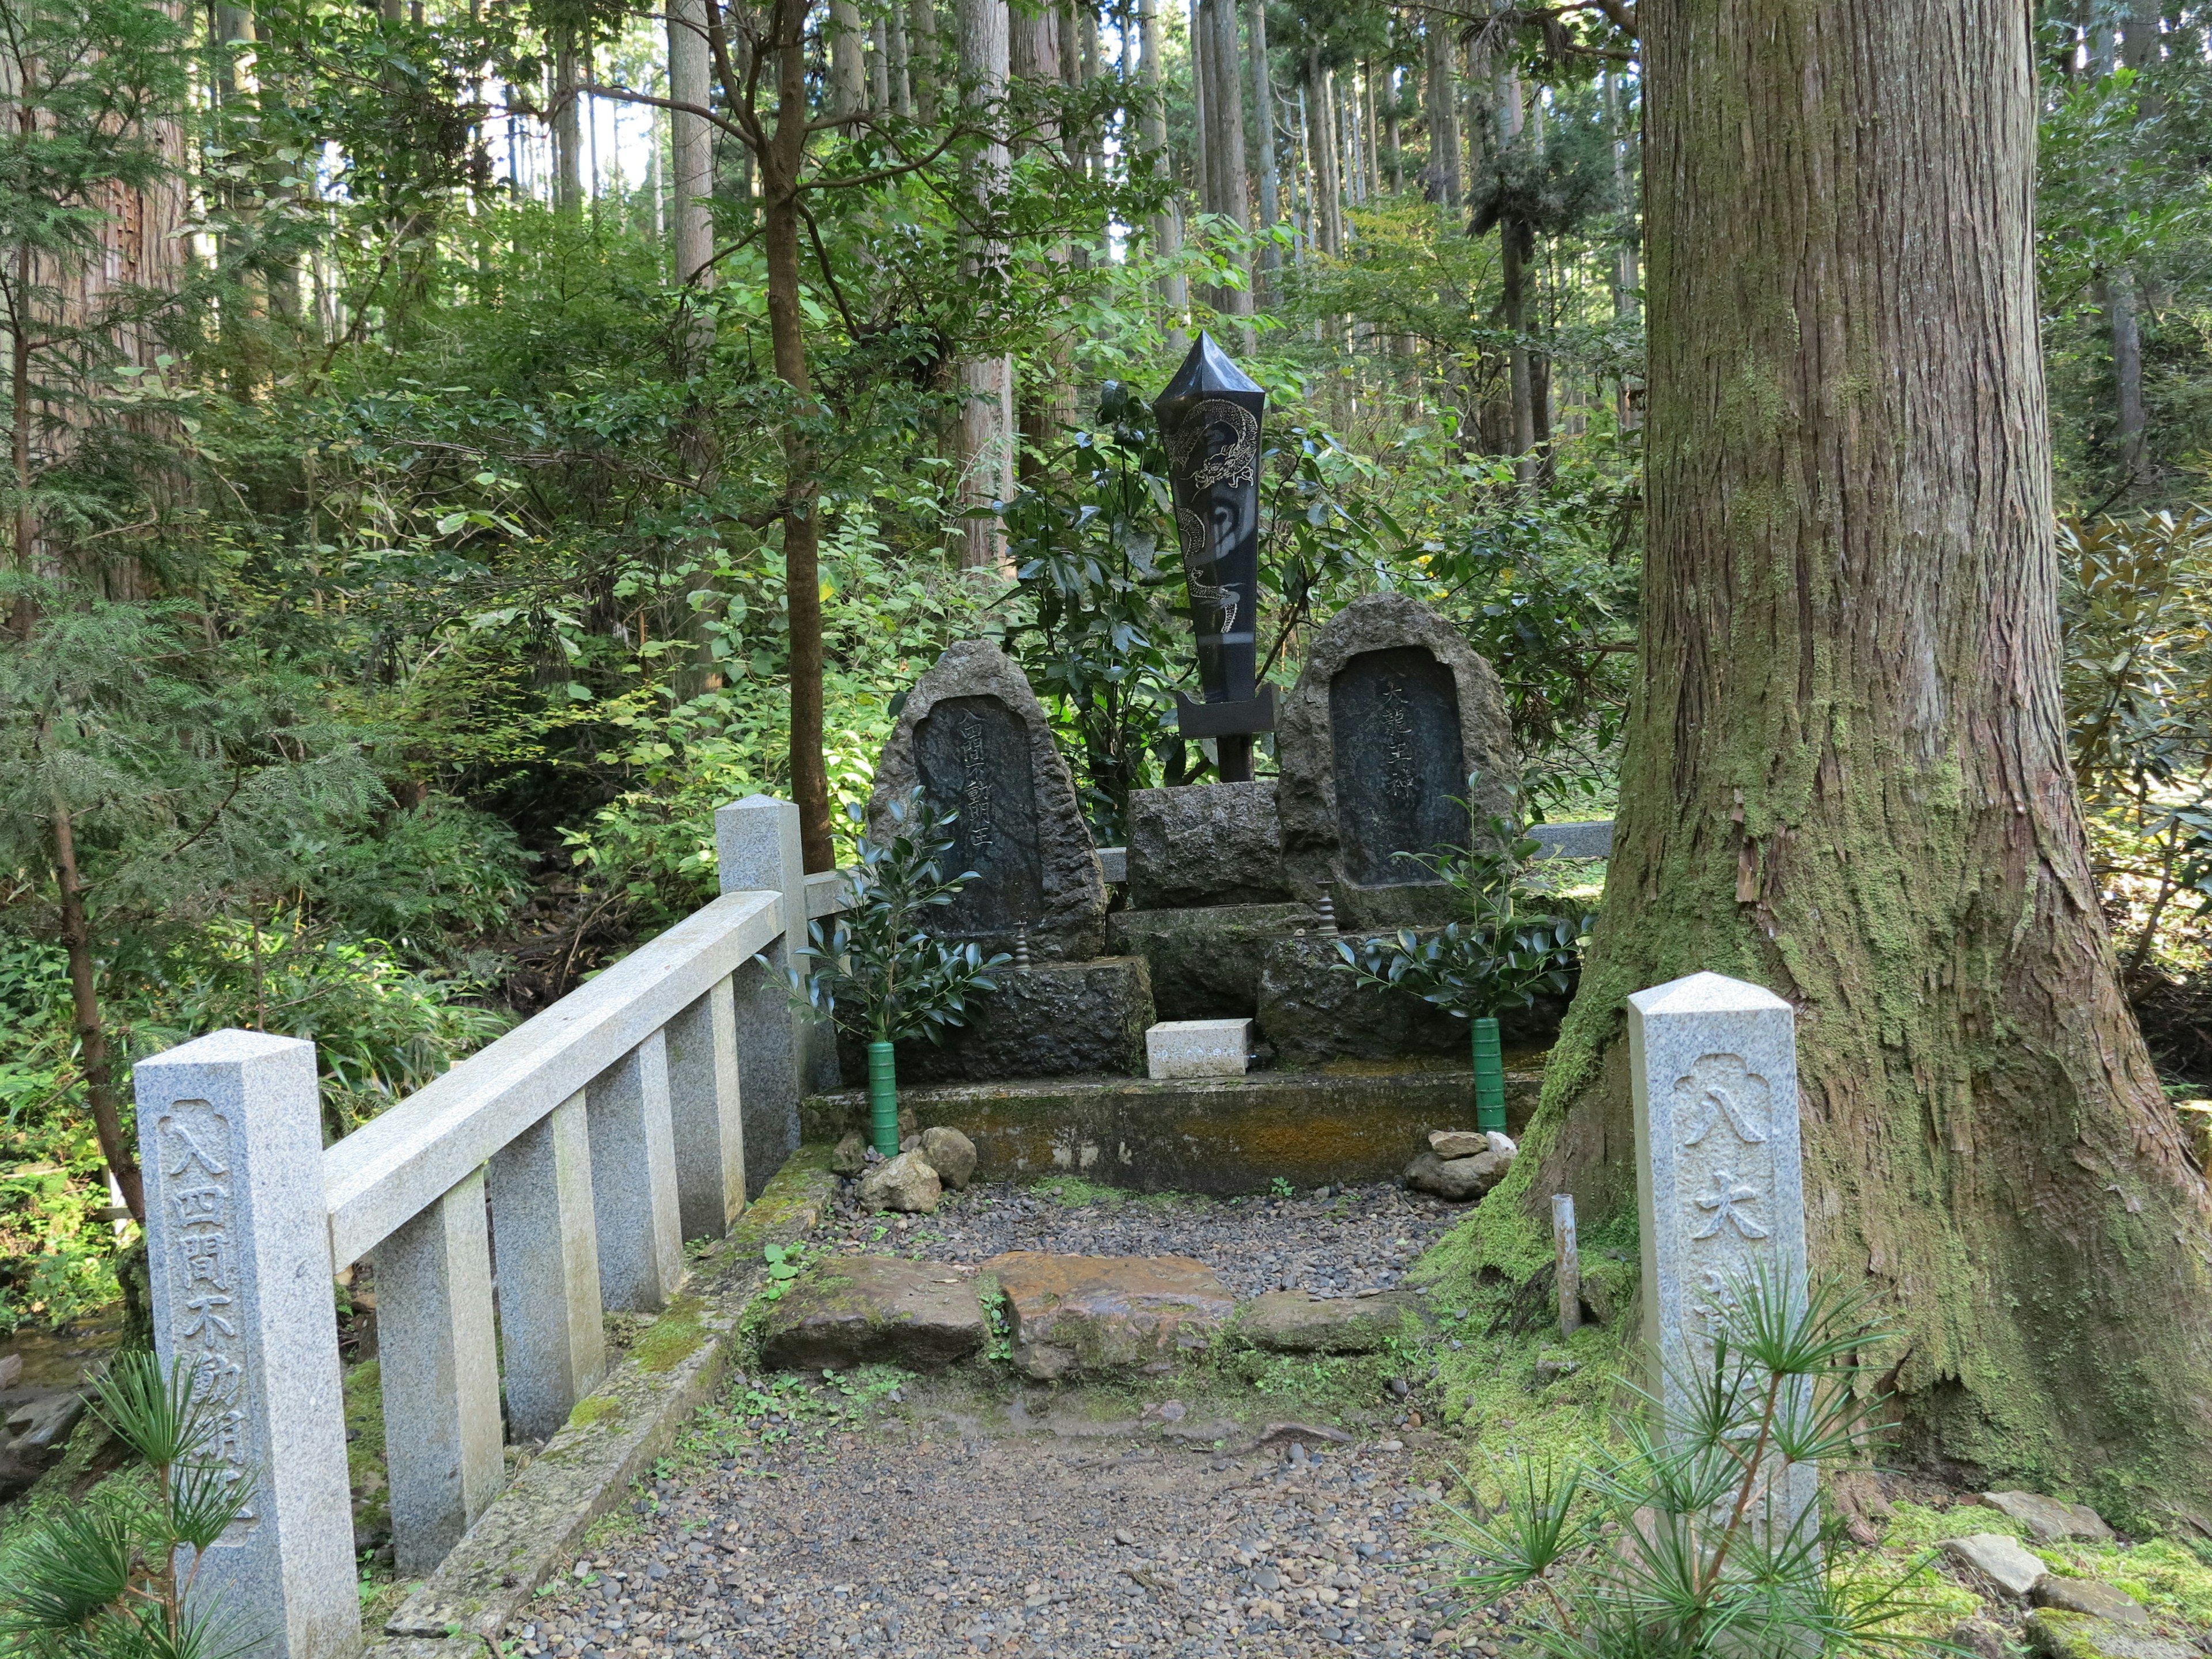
[1194,0,1248,316]
[1137,0,1187,339]
[953,0,1013,570]
[1478,0,2212,1514]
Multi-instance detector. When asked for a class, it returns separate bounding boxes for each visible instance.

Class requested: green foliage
[0,1351,258,1659]
[1437,1267,1946,1659]
[794,792,1008,1046]
[1331,793,1593,1020]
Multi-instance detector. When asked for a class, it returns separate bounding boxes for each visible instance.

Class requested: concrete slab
[1146,1018,1252,1080]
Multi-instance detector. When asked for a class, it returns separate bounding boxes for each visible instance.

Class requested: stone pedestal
[1125,782,1288,909]
[1107,902,1317,1021]
[1146,1018,1252,1079]
[1255,932,1572,1066]
[836,957,1155,1085]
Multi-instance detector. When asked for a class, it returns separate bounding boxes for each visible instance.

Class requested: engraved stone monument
[1276,592,1518,926]
[1628,970,1816,1537]
[869,638,1108,960]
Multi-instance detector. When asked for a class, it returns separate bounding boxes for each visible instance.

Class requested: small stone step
[983,1252,1236,1380]
[1942,1533,2048,1597]
[2025,1609,2197,1659]
[1236,1290,1419,1354]
[2033,1580,2150,1626]
[1983,1489,2115,1543]
[756,1256,984,1372]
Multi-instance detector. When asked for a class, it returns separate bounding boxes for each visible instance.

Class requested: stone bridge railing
[130,796,847,1659]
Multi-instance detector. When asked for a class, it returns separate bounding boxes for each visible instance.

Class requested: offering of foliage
[794,791,1008,1047]
[1331,793,1593,1022]
[0,1351,257,1659]
[1438,1267,1943,1659]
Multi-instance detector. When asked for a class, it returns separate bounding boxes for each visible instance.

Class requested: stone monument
[869,638,1108,961]
[1628,970,1816,1537]
[1276,592,1518,927]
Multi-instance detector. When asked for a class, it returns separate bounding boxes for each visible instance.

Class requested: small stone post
[1628,970,1815,1536]
[587,1030,685,1312]
[665,976,745,1238]
[1551,1193,1581,1337]
[134,1031,360,1659]
[717,794,809,1193]
[488,1090,604,1442]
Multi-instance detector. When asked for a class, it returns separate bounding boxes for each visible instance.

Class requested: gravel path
[816,1178,1467,1300]
[518,1179,1501,1659]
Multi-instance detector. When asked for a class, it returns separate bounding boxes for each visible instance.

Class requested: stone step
[803,1064,1540,1196]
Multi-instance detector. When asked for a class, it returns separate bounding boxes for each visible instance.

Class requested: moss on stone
[566,1393,621,1431]
[632,1296,707,1374]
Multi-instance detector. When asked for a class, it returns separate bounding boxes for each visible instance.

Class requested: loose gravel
[816,1178,1467,1300]
[518,1179,1502,1659]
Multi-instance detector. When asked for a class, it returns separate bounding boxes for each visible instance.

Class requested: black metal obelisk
[1153,333,1275,782]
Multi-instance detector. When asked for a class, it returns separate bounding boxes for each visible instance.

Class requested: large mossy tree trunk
[1469,0,2212,1521]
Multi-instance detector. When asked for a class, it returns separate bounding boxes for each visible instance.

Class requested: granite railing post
[587,1029,685,1311]
[488,1090,604,1442]
[1628,969,1816,1538]
[665,977,745,1240]
[132,1031,359,1659]
[376,1168,505,1573]
[717,794,809,1194]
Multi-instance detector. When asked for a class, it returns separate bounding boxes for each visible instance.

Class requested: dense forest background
[2,0,2208,1330]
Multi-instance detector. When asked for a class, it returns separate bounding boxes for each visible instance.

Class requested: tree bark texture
[829,0,866,118]
[1423,22,1460,206]
[1137,0,1187,335]
[2106,268,2147,490]
[955,0,1013,571]
[668,0,715,290]
[1476,0,2212,1517]
[1305,55,1341,255]
[1196,0,1248,315]
[1248,0,1278,283]
[554,28,584,209]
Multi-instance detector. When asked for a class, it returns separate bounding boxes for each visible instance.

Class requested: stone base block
[1126,782,1289,909]
[1256,933,1570,1066]
[1147,1018,1251,1080]
[1236,1289,1421,1354]
[983,1252,1234,1378]
[1107,903,1319,1022]
[836,957,1154,1085]
[802,1063,1541,1195]
[756,1255,983,1372]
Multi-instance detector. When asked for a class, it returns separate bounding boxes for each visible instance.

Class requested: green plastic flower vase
[1472,1016,1506,1134]
[868,1040,899,1157]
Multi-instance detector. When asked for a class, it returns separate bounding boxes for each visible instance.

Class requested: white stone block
[1628,970,1816,1540]
[134,1031,359,1659]
[1146,1018,1252,1080]
[717,795,806,1192]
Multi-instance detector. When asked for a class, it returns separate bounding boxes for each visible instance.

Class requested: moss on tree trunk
[1443,0,2212,1525]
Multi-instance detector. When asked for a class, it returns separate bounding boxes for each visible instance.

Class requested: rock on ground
[987,1252,1236,1380]
[1427,1131,1514,1161]
[1984,1490,2115,1543]
[1404,1148,1513,1202]
[919,1126,977,1190]
[830,1131,869,1176]
[1942,1533,2049,1597]
[2032,1580,2150,1625]
[2024,1610,2200,1659]
[755,1256,983,1372]
[1237,1290,1421,1355]
[858,1152,941,1214]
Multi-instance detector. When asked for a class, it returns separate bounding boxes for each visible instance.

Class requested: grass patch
[2035,1538,2212,1626]
[567,1393,621,1431]
[632,1297,707,1374]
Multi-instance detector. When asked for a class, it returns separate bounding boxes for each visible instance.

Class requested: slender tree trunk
[1423,22,1460,206]
[554,26,584,210]
[1498,0,2212,1517]
[1306,55,1341,255]
[1248,0,1278,285]
[908,0,937,119]
[50,801,143,1224]
[10,269,35,638]
[669,0,714,289]
[888,0,912,116]
[1014,2,1075,471]
[2106,268,2147,489]
[1198,0,1248,315]
[955,0,1013,571]
[1138,0,1186,337]
[830,0,866,118]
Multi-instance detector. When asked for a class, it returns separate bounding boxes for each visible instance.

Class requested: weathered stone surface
[2033,1581,2150,1624]
[1237,1290,1418,1354]
[1943,1533,2049,1597]
[1107,903,1319,1021]
[857,1150,941,1213]
[1429,1129,1514,1160]
[1530,820,1613,860]
[868,640,1107,961]
[1632,972,1814,1541]
[1953,1620,2012,1659]
[1404,1148,1512,1202]
[1146,1018,1252,1080]
[1256,932,1568,1065]
[1985,1490,2113,1543]
[757,1256,984,1372]
[1126,782,1289,909]
[919,1126,978,1190]
[803,1065,1543,1195]
[839,958,1155,1085]
[830,1130,868,1176]
[2025,1611,2197,1659]
[1276,594,1518,920]
[983,1252,1236,1379]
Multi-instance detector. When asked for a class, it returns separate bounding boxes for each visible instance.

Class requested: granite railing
[128,796,848,1658]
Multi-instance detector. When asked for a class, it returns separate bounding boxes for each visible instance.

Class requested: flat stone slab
[1985,1489,2115,1542]
[983,1252,1236,1379]
[1237,1290,1419,1354]
[757,1256,984,1372]
[2025,1611,2198,1659]
[802,1065,1541,1196]
[2033,1580,2150,1625]
[1943,1532,2049,1597]
[1147,1018,1251,1080]
[839,958,1154,1085]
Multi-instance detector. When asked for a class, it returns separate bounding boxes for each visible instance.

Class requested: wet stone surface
[520,1415,1509,1658]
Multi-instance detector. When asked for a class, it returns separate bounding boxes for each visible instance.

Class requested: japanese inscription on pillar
[1327,645,1467,887]
[154,1100,257,1535]
[914,692,1046,934]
